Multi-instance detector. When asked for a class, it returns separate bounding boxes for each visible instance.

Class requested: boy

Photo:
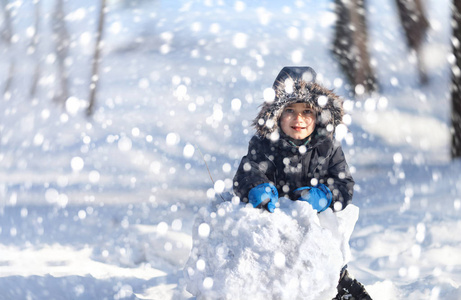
[233,66,372,299]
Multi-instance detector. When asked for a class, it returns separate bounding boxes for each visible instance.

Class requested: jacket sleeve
[233,136,276,202]
[326,144,355,211]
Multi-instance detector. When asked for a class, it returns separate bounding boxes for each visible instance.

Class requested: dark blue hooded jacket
[233,66,354,211]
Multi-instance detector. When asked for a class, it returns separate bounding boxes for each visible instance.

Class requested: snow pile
[92,222,192,271]
[183,198,359,300]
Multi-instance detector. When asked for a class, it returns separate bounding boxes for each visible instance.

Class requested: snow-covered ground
[1,0,460,299]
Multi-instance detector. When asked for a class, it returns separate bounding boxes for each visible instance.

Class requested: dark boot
[333,268,372,300]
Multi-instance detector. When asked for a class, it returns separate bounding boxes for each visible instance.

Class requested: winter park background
[1,0,461,299]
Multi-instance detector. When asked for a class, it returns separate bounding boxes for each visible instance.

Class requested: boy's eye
[284,108,294,113]
[303,110,313,114]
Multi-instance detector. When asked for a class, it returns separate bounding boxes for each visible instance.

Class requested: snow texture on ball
[183,198,359,300]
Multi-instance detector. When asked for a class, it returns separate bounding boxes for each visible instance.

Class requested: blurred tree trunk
[29,0,41,98]
[0,0,12,43]
[332,0,377,96]
[452,0,461,158]
[87,0,107,116]
[52,0,70,104]
[1,0,14,98]
[394,0,429,84]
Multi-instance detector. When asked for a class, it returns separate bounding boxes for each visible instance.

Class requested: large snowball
[184,198,359,300]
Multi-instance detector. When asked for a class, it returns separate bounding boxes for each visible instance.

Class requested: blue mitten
[292,183,332,212]
[248,183,279,213]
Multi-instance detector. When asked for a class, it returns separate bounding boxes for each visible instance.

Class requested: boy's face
[280,103,316,140]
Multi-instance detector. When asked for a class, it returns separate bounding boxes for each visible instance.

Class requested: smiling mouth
[291,126,306,131]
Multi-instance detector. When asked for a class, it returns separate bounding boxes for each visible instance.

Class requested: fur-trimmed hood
[253,66,344,139]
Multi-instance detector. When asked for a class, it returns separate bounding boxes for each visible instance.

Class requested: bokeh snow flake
[196,259,206,271]
[175,84,188,100]
[172,219,182,231]
[455,199,461,211]
[78,210,87,220]
[58,194,69,207]
[342,114,352,125]
[157,222,168,235]
[263,88,275,103]
[191,22,202,32]
[33,133,44,146]
[317,95,328,107]
[109,21,122,34]
[65,7,86,21]
[343,100,354,113]
[71,156,84,172]
[59,113,69,124]
[333,78,343,88]
[233,33,248,49]
[355,84,365,95]
[88,170,100,184]
[203,277,214,289]
[212,104,224,122]
[209,23,220,34]
[45,188,59,203]
[393,152,403,165]
[335,124,348,142]
[231,98,241,111]
[183,144,195,158]
[150,161,162,174]
[415,223,426,243]
[164,242,173,251]
[41,109,50,120]
[198,222,210,238]
[241,66,257,81]
[65,97,81,115]
[9,192,17,205]
[284,78,294,93]
[166,133,180,146]
[222,163,231,173]
[79,32,92,46]
[118,136,132,152]
[320,11,336,27]
[390,77,399,86]
[291,49,303,63]
[234,1,246,12]
[160,44,171,54]
[364,98,377,111]
[256,7,271,25]
[303,27,314,40]
[287,27,299,40]
[188,103,197,112]
[131,127,140,137]
[161,31,174,42]
[214,180,225,193]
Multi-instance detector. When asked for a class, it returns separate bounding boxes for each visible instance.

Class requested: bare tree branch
[452,0,461,158]
[332,0,377,96]
[52,0,70,104]
[395,0,429,84]
[87,0,107,117]
[29,0,41,98]
[1,0,14,98]
[0,0,12,43]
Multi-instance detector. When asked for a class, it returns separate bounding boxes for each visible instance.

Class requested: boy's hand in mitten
[292,183,332,212]
[248,183,279,213]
